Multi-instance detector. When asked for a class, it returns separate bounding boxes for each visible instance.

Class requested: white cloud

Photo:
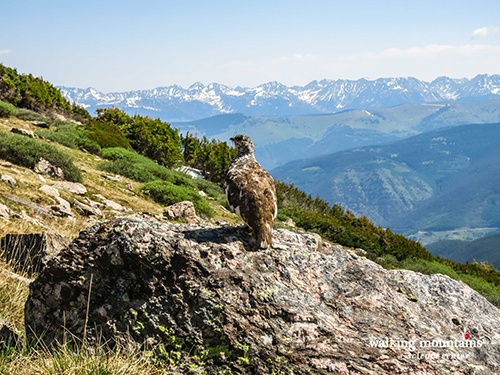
[0,49,13,55]
[472,26,500,39]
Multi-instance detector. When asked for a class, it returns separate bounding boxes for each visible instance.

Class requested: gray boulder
[24,215,500,374]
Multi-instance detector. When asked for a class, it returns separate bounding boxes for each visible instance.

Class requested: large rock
[10,127,35,138]
[53,181,87,195]
[25,215,500,374]
[1,232,70,276]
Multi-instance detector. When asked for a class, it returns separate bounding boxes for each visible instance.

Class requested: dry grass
[0,338,172,375]
[0,261,30,330]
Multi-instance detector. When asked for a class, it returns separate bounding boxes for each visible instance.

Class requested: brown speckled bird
[224,135,277,249]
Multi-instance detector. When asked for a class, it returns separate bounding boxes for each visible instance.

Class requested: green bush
[0,132,82,182]
[88,121,132,149]
[99,148,185,183]
[36,124,101,154]
[0,100,16,117]
[142,180,213,217]
[99,148,219,217]
[91,108,183,167]
[14,108,51,123]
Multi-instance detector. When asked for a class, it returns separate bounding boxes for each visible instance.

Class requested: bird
[224,134,277,250]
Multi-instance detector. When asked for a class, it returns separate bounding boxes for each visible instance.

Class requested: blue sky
[2,0,500,92]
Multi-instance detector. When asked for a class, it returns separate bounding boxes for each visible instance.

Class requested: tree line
[0,64,89,121]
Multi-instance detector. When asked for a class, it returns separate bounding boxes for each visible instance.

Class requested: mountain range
[60,74,500,121]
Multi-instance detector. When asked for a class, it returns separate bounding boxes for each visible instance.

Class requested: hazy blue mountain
[175,98,500,169]
[427,231,500,269]
[60,74,500,121]
[271,123,500,241]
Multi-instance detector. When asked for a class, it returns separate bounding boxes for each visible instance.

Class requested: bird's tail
[257,223,273,249]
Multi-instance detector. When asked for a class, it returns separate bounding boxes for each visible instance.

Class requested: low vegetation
[0,131,82,183]
[99,147,219,217]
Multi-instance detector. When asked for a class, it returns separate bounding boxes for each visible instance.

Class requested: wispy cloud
[0,49,13,55]
[471,26,500,39]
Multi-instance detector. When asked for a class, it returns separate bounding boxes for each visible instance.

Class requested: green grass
[0,132,82,183]
[99,148,181,183]
[99,147,222,217]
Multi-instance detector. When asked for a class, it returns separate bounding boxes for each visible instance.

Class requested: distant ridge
[60,74,500,121]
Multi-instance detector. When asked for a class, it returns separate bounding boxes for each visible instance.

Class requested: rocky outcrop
[35,158,64,179]
[25,215,500,374]
[1,232,70,276]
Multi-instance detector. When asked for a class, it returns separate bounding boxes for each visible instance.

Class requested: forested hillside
[272,122,500,240]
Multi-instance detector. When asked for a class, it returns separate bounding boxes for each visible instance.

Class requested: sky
[2,0,500,92]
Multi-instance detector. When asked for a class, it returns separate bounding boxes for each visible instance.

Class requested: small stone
[164,201,198,223]
[29,120,50,129]
[0,174,17,187]
[53,181,87,195]
[73,200,103,217]
[35,158,64,179]
[39,184,60,198]
[11,127,35,138]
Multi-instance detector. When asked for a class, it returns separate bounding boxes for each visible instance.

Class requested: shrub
[36,124,101,154]
[142,180,213,217]
[99,148,184,183]
[0,100,16,118]
[14,108,51,123]
[91,108,183,167]
[88,121,132,149]
[0,132,82,182]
